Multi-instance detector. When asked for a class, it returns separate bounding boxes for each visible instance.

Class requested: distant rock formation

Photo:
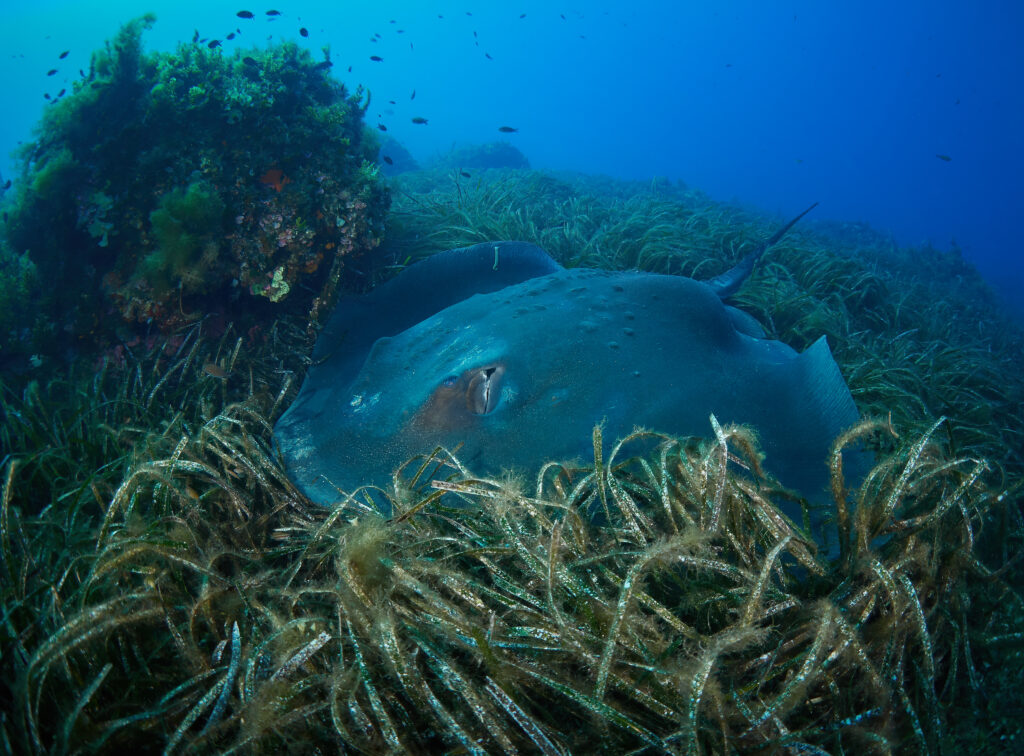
[378,137,419,176]
[428,141,530,172]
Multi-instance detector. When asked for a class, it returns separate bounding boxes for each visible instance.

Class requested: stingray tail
[707,201,819,299]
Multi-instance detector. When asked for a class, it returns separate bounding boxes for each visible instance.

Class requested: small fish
[57,88,65,97]
[266,9,281,16]
[46,69,57,76]
[485,52,493,59]
[243,56,258,65]
[382,155,393,165]
[237,10,254,19]
[370,55,383,62]
[79,69,84,76]
[377,123,388,131]
[498,126,518,133]
[59,50,69,59]
[388,100,396,105]
[520,13,526,18]
[43,93,51,100]
[411,116,428,124]
[300,27,308,37]
[936,154,952,162]
[203,362,230,379]
[208,40,221,49]
[347,65,352,72]
[226,32,236,40]
[560,13,566,19]
[473,30,478,37]
[460,170,471,178]
[410,89,415,100]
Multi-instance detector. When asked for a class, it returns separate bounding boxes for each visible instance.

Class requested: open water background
[2,0,1021,317]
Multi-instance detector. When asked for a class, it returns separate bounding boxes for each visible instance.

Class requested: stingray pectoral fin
[785,336,869,490]
[795,337,859,434]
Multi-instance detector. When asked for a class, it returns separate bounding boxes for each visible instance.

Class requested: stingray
[274,203,863,521]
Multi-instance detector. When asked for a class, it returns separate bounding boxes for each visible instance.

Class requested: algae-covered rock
[0,14,388,357]
[377,135,419,176]
[0,248,40,368]
[140,180,225,297]
[429,140,530,171]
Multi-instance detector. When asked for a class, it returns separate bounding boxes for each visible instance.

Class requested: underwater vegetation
[0,163,1021,751]
[0,328,1020,753]
[0,15,388,367]
[1,18,1023,749]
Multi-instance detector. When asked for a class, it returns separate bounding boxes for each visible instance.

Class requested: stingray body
[275,217,861,519]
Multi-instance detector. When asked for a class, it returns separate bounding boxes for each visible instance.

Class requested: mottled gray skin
[275,229,863,524]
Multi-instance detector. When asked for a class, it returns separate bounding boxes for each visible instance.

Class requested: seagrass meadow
[2,166,1024,754]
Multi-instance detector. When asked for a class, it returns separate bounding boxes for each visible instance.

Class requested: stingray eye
[442,375,458,388]
[467,365,505,414]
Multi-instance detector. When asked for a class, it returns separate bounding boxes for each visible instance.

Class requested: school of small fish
[26,9,958,172]
[32,8,530,144]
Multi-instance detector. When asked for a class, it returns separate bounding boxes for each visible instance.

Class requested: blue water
[2,1,1022,316]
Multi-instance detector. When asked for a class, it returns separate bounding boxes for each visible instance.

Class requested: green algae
[142,180,226,296]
